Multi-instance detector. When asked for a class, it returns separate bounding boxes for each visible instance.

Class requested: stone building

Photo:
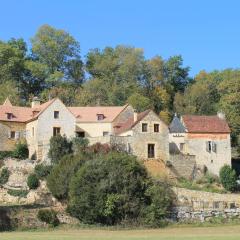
[169,113,231,175]
[0,98,169,163]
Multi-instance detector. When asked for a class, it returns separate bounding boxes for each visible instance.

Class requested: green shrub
[27,174,39,189]
[47,154,86,199]
[219,165,237,192]
[34,164,52,180]
[67,152,174,226]
[7,189,29,198]
[48,135,72,164]
[12,142,29,159]
[144,181,174,227]
[37,209,59,227]
[72,137,89,155]
[0,168,10,185]
[0,151,13,160]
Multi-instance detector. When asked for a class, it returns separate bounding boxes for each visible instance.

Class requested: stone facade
[172,187,240,222]
[0,121,26,151]
[185,133,231,176]
[169,115,232,176]
[26,99,76,161]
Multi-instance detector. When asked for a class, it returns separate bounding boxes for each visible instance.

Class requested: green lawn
[1,225,240,240]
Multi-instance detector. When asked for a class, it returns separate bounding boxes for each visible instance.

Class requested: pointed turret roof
[169,114,186,133]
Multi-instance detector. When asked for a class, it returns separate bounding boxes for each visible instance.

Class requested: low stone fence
[172,187,240,221]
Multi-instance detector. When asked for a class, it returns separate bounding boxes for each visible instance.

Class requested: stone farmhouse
[0,97,169,163]
[169,113,231,175]
[0,97,232,176]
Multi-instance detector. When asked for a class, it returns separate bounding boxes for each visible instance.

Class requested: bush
[86,142,112,155]
[0,151,13,160]
[144,181,174,227]
[72,137,89,155]
[37,209,59,227]
[48,135,72,164]
[27,174,39,189]
[219,165,237,192]
[12,142,29,159]
[34,164,52,180]
[7,189,29,198]
[0,168,10,185]
[67,152,174,226]
[47,154,86,199]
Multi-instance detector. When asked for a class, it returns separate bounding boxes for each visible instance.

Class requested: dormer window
[6,113,13,120]
[97,114,105,121]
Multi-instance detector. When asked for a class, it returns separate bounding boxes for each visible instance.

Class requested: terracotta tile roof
[68,105,128,122]
[114,109,151,135]
[0,98,56,123]
[182,115,231,133]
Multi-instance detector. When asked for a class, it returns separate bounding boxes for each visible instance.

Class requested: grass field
[1,225,240,240]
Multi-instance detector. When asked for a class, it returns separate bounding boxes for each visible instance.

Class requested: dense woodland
[1,25,240,148]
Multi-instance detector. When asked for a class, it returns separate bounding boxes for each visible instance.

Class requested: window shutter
[8,131,11,139]
[15,131,20,139]
[206,141,209,152]
[212,142,217,153]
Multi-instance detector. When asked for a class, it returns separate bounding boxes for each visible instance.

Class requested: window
[154,124,159,132]
[9,131,15,139]
[97,114,105,121]
[103,131,109,136]
[142,123,148,132]
[76,131,85,138]
[148,144,155,158]
[6,113,12,120]
[180,143,185,151]
[32,127,34,137]
[53,127,61,136]
[206,141,212,152]
[54,111,59,119]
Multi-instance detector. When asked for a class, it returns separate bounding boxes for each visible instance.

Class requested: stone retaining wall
[172,187,240,222]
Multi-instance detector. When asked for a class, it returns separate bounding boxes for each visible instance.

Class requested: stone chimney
[133,109,138,122]
[31,97,41,108]
[217,111,225,120]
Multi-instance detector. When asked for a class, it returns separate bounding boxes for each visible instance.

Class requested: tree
[0,81,20,105]
[31,24,84,86]
[48,135,72,164]
[127,93,152,112]
[47,154,86,199]
[68,152,149,225]
[219,165,237,192]
[174,71,221,115]
[85,46,145,105]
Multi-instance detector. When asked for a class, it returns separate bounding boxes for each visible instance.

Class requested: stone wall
[0,121,26,151]
[168,154,196,179]
[172,187,240,222]
[131,111,169,161]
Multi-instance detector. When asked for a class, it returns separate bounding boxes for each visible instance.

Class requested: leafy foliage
[144,181,174,227]
[37,209,59,227]
[48,135,72,164]
[0,151,13,160]
[219,165,237,192]
[12,142,29,160]
[47,154,86,199]
[0,168,10,185]
[67,152,174,226]
[34,164,52,180]
[7,189,29,198]
[27,174,39,189]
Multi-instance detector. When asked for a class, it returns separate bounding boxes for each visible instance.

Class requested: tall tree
[85,46,145,105]
[31,24,84,87]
